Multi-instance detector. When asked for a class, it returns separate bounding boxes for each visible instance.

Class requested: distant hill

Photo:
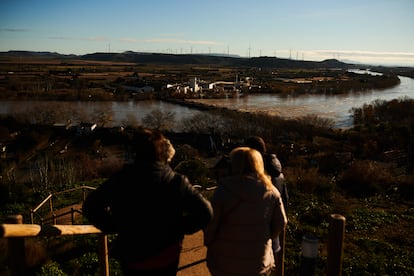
[2,50,413,77]
[1,50,354,69]
[81,51,353,69]
[0,50,78,59]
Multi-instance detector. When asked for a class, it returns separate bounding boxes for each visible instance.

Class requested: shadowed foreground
[178,230,210,276]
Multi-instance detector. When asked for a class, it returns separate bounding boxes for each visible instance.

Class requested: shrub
[174,159,209,187]
[36,261,67,276]
[285,167,334,197]
[397,174,414,200]
[338,160,394,197]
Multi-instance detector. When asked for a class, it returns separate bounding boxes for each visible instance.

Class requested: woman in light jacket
[204,147,288,276]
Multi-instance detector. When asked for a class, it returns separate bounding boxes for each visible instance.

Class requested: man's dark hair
[133,129,172,163]
[245,136,266,154]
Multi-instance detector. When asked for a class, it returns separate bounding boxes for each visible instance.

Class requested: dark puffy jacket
[263,153,289,212]
[82,161,213,262]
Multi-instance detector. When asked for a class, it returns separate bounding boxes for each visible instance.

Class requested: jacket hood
[219,175,269,203]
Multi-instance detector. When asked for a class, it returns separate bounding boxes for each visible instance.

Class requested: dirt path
[44,203,83,224]
[178,230,211,275]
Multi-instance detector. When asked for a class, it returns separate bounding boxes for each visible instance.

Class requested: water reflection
[0,74,413,129]
[0,100,203,130]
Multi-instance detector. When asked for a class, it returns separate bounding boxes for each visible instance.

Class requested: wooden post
[327,214,346,276]
[275,227,286,276]
[30,210,34,225]
[83,188,87,203]
[6,215,27,276]
[49,196,53,212]
[6,214,23,224]
[1,223,106,275]
[71,208,75,225]
[98,234,109,276]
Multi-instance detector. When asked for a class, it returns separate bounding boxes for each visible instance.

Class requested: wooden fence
[30,185,96,225]
[1,215,108,276]
[1,214,346,275]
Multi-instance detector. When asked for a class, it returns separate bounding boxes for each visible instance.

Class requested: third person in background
[245,136,289,270]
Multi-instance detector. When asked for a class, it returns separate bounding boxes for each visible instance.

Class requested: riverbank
[1,56,413,130]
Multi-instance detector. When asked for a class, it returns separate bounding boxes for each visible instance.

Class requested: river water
[1,70,413,129]
[193,73,414,128]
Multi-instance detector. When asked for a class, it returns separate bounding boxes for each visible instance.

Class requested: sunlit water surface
[1,70,413,129]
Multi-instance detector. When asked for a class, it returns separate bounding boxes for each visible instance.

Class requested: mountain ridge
[1,50,353,69]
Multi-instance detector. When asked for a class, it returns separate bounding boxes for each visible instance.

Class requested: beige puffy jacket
[204,174,287,275]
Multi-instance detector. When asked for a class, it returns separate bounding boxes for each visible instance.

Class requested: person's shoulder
[265,153,278,160]
[170,171,194,191]
[172,171,189,183]
[264,153,282,170]
[101,164,132,184]
[267,184,282,198]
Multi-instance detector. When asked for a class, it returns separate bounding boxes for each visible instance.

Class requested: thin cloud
[48,36,109,42]
[292,49,414,66]
[82,36,108,42]
[159,33,185,37]
[1,28,30,32]
[48,36,75,40]
[119,38,140,43]
[143,38,220,46]
[274,49,414,66]
[315,50,414,59]
[118,37,221,46]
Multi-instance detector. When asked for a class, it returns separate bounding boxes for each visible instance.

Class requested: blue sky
[1,0,414,66]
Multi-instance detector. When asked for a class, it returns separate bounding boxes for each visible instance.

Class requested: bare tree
[181,112,222,134]
[12,102,81,125]
[33,152,50,193]
[55,157,76,189]
[141,109,175,131]
[121,112,140,127]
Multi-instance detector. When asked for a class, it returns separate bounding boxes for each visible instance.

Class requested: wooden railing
[1,215,109,276]
[1,214,346,275]
[30,185,96,224]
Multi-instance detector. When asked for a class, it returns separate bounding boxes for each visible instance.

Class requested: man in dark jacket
[83,128,213,276]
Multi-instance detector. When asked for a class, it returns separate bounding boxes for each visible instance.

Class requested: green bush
[338,160,394,197]
[36,261,67,276]
[174,159,209,187]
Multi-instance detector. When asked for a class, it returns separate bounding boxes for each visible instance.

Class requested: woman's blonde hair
[230,147,273,189]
